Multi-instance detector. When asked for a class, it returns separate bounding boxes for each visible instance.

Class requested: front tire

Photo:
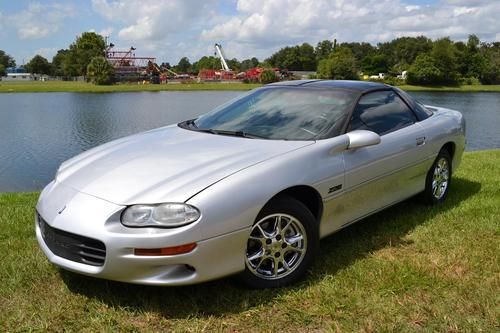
[239,196,318,288]
[423,149,452,205]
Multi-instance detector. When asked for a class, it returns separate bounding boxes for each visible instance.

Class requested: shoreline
[1,81,500,93]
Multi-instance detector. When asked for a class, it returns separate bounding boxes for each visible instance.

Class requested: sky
[0,0,499,66]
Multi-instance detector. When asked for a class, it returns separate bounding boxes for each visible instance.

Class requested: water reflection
[0,91,240,191]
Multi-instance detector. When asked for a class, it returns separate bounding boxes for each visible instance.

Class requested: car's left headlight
[121,203,200,228]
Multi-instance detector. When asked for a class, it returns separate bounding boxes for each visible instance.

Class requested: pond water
[0,90,499,192]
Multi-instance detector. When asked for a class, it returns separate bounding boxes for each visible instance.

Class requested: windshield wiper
[183,120,265,139]
[207,129,266,139]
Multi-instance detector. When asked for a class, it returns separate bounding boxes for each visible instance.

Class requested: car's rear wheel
[423,149,452,205]
[239,196,318,288]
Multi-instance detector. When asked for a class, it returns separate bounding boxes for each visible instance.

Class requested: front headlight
[121,203,200,228]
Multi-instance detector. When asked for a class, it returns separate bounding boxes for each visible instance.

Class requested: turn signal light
[134,243,197,256]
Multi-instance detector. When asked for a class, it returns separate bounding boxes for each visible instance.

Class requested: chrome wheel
[245,213,307,280]
[432,157,450,200]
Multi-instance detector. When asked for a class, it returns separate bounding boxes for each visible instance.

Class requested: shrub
[260,69,279,84]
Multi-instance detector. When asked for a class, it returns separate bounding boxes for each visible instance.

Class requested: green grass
[1,150,499,332]
[0,80,262,93]
[1,80,500,93]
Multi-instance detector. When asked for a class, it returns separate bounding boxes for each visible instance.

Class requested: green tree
[377,36,432,70]
[86,56,114,85]
[298,43,316,71]
[226,58,241,72]
[456,35,487,79]
[266,43,316,71]
[479,42,500,84]
[406,54,442,85]
[317,47,358,80]
[176,57,192,73]
[65,32,106,77]
[0,50,16,68]
[340,42,376,65]
[51,49,69,77]
[431,38,458,84]
[315,40,334,61]
[25,55,51,74]
[0,64,5,76]
[362,54,389,75]
[193,56,219,72]
[240,57,259,71]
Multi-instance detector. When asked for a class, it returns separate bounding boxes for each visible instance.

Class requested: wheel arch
[441,142,456,161]
[266,185,323,224]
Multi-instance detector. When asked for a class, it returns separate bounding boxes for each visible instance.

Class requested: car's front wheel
[423,149,452,205]
[239,196,318,288]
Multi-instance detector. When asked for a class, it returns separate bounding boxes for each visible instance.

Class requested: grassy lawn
[0,150,499,332]
[1,80,500,93]
[0,80,262,93]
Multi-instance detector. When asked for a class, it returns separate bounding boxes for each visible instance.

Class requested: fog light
[134,243,197,256]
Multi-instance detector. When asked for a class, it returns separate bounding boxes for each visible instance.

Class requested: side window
[349,90,416,135]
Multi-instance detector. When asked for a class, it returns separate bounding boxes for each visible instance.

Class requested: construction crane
[214,43,230,71]
[147,61,182,80]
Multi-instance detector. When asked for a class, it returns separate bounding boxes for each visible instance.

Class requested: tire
[422,149,452,205]
[239,196,319,289]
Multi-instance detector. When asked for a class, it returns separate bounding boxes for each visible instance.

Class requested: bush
[260,69,279,84]
[458,76,481,85]
[381,76,403,86]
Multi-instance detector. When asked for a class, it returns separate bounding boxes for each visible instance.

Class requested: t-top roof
[268,79,390,92]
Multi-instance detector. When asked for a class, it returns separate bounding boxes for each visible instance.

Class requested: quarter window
[349,90,416,135]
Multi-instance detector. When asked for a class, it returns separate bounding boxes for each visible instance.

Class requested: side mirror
[346,130,381,149]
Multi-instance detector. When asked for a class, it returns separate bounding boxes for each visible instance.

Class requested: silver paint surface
[36,101,465,285]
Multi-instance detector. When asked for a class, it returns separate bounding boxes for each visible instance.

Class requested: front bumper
[36,181,250,285]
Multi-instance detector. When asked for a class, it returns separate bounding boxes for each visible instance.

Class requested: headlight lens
[121,203,200,228]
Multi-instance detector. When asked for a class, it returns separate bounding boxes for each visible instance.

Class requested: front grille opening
[38,214,106,267]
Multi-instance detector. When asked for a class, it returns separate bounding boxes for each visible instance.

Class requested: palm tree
[86,56,114,85]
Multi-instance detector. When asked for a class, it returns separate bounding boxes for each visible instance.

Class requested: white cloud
[202,0,500,61]
[90,0,221,64]
[7,3,75,39]
[91,0,217,41]
[98,27,114,38]
[32,48,58,61]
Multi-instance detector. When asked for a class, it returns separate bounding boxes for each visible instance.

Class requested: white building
[1,73,50,81]
[2,73,34,81]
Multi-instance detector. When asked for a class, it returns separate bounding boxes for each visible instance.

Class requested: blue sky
[0,0,498,66]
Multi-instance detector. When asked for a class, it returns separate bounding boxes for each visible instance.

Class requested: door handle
[416,137,426,146]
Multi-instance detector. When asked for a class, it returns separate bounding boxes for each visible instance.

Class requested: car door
[334,89,429,228]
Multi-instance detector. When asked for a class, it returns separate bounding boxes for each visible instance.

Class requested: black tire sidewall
[239,196,319,289]
[424,149,452,205]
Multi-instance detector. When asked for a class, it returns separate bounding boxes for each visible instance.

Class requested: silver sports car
[36,80,465,288]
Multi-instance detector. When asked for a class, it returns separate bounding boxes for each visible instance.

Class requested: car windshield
[191,87,357,140]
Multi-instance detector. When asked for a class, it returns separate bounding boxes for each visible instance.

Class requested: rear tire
[422,149,452,205]
[239,196,318,289]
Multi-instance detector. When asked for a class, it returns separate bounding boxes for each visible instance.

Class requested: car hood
[56,125,312,205]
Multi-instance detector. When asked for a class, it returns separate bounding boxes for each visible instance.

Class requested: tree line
[1,33,499,85]
[267,35,500,85]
